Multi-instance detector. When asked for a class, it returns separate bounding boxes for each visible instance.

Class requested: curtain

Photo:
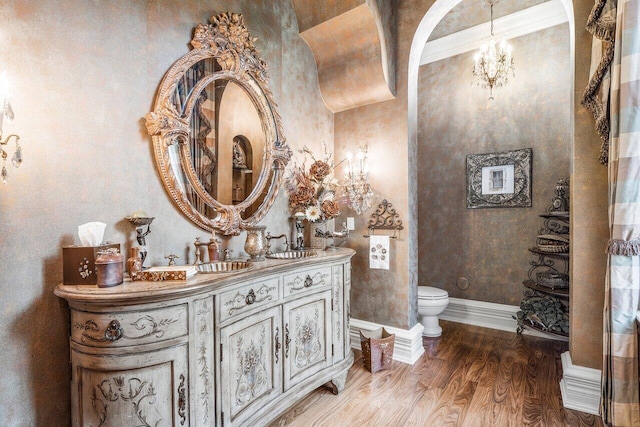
[585,0,640,425]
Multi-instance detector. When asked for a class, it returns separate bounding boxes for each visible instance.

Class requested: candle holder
[126,216,155,268]
[343,145,373,215]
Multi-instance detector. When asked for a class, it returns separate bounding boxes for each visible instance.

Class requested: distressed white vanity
[55,248,354,426]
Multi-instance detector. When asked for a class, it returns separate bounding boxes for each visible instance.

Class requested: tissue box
[63,243,121,285]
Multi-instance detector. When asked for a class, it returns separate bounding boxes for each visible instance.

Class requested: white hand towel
[369,235,390,270]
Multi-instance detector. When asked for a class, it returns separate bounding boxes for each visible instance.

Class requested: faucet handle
[165,254,179,266]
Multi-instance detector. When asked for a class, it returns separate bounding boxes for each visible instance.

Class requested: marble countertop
[55,247,355,305]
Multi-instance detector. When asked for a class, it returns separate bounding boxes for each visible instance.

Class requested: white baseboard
[560,351,602,415]
[440,297,521,332]
[350,318,425,365]
[440,297,568,342]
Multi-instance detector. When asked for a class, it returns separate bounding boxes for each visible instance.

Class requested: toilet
[417,286,449,337]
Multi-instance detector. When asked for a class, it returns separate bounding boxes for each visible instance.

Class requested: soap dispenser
[208,231,221,262]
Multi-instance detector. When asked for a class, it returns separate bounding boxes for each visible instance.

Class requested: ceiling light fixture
[472,0,515,100]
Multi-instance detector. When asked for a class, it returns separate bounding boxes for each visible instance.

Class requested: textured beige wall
[570,0,608,370]
[418,25,571,306]
[0,1,332,424]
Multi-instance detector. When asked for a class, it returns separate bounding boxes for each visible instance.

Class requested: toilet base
[420,316,442,337]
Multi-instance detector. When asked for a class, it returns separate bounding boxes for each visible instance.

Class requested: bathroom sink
[266,250,318,259]
[198,261,254,273]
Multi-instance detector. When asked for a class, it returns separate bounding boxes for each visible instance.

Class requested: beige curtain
[584,0,640,425]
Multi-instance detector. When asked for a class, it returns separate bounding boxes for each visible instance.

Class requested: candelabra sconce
[126,212,155,268]
[0,71,21,184]
[344,145,373,215]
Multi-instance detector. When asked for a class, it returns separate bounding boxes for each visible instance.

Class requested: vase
[244,225,267,261]
[309,220,327,250]
[127,247,142,276]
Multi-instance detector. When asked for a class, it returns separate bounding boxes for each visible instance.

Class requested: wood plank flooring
[270,321,603,427]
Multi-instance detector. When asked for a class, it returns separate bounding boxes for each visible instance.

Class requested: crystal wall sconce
[0,71,21,183]
[344,146,373,215]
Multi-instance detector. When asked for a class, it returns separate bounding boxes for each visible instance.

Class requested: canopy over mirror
[145,12,291,235]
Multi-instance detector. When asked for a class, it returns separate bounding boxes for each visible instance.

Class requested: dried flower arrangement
[286,143,343,222]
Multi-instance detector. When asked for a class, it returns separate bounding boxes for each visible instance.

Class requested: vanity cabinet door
[220,306,282,427]
[72,343,189,427]
[283,290,332,391]
[344,267,352,357]
[332,264,345,363]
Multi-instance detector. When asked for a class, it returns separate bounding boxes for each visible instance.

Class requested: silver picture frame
[466,148,532,209]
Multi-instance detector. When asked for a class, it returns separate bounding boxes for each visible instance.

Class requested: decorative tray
[131,265,198,282]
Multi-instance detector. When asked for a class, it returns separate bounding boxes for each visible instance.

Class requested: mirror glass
[170,58,267,219]
[145,13,291,234]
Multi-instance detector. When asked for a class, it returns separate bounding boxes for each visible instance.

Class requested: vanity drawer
[71,304,188,348]
[284,266,332,296]
[219,276,280,322]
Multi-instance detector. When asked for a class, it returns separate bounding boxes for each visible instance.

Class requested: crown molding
[420,0,569,66]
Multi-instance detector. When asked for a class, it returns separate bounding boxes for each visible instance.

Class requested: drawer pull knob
[104,320,123,341]
[245,289,256,305]
[304,275,313,288]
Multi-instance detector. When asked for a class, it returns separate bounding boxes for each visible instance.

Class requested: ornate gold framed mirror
[145,12,291,235]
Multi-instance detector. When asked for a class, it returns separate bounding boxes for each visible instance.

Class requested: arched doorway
[407,0,575,324]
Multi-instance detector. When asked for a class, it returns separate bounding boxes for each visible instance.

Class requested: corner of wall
[560,351,602,415]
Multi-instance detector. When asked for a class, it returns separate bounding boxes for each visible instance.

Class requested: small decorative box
[62,243,121,285]
[131,266,198,282]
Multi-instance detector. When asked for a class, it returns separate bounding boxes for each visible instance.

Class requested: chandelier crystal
[472,0,515,100]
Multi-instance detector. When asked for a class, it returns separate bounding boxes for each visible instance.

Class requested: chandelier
[472,0,515,100]
[343,146,373,215]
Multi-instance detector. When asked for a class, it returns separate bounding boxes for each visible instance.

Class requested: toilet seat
[418,286,448,299]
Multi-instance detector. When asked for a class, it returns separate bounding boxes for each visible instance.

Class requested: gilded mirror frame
[145,12,291,235]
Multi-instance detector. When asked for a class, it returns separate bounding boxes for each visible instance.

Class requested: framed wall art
[466,148,532,209]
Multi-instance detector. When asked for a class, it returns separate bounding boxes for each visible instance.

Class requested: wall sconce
[0,71,21,184]
[343,146,373,215]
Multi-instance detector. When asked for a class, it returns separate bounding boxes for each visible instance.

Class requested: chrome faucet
[265,232,289,255]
